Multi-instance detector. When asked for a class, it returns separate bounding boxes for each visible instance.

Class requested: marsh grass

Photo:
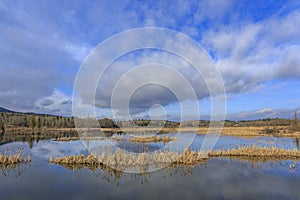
[208,145,300,159]
[210,156,299,170]
[194,126,300,137]
[54,137,80,141]
[0,148,31,165]
[50,148,208,167]
[53,135,175,144]
[50,146,300,172]
[128,135,176,143]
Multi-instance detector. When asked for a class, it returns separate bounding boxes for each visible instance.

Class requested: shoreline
[3,126,300,138]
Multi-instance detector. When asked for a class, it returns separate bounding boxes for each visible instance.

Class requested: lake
[1,133,300,199]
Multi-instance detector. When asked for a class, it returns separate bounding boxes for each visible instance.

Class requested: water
[1,133,300,199]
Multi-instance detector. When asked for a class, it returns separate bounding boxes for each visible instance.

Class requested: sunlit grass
[209,145,300,159]
[128,135,176,143]
[50,146,300,169]
[0,148,31,165]
[50,148,207,167]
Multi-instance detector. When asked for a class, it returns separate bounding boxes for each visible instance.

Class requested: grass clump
[49,148,207,168]
[128,135,176,143]
[50,146,300,171]
[208,145,300,159]
[0,148,31,165]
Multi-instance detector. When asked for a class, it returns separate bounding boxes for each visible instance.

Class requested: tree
[0,113,6,134]
[293,112,299,130]
[22,115,28,127]
[29,114,36,130]
[37,117,41,129]
[0,118,5,135]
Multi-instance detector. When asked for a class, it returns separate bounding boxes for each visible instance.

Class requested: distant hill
[0,107,14,113]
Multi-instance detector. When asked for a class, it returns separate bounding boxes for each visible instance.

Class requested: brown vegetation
[128,135,176,143]
[50,148,208,168]
[1,111,299,138]
[0,149,31,165]
[208,146,300,159]
[50,146,300,170]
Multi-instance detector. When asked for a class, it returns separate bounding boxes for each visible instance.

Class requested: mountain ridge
[0,107,14,113]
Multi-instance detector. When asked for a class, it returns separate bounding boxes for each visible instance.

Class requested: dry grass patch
[50,146,300,170]
[128,135,176,143]
[50,148,208,168]
[209,146,300,159]
[0,150,31,165]
[54,137,80,141]
[54,135,175,143]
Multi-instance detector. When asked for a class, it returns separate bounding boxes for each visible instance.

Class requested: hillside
[0,107,13,113]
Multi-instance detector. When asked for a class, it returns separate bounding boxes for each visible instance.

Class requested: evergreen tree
[37,117,41,129]
[29,114,36,130]
[293,112,299,130]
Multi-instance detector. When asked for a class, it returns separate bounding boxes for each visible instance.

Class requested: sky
[0,0,299,120]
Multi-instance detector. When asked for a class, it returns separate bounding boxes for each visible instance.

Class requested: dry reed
[208,146,300,159]
[0,149,31,165]
[50,148,208,167]
[50,146,300,169]
[128,135,176,143]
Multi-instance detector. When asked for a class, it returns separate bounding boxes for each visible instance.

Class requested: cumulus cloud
[73,31,224,118]
[0,1,91,112]
[0,0,299,118]
[202,10,300,95]
[34,89,72,115]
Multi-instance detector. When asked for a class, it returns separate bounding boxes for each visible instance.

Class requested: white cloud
[34,89,72,115]
[202,10,300,95]
[0,0,299,117]
[227,107,300,120]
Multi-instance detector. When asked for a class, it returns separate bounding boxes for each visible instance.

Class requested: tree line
[0,112,75,133]
[0,111,298,134]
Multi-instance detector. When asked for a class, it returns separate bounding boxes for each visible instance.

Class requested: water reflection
[0,163,30,177]
[294,138,300,150]
[0,131,79,148]
[50,161,206,185]
[2,131,300,151]
[51,156,300,184]
[2,132,300,199]
[1,155,300,199]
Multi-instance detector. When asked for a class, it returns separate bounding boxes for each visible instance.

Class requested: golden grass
[55,136,114,141]
[208,146,300,159]
[50,148,208,167]
[63,126,300,138]
[54,135,175,143]
[128,135,176,143]
[4,126,300,138]
[0,150,31,165]
[54,137,80,141]
[50,146,300,170]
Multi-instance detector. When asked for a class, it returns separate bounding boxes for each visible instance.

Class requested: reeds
[54,135,176,143]
[50,148,208,167]
[208,145,300,159]
[0,149,31,165]
[54,136,80,141]
[50,146,300,169]
[128,135,176,143]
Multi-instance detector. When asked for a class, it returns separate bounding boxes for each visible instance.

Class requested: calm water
[1,134,300,200]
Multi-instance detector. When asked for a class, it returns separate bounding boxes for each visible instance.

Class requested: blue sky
[0,0,299,120]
